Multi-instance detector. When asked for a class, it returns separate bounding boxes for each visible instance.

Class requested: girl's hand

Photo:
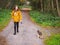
[21,22,22,24]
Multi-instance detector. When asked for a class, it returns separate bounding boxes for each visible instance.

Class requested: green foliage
[0,9,11,31]
[19,5,32,9]
[29,10,60,27]
[44,34,60,45]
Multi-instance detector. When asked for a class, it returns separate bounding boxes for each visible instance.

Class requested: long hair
[12,5,20,11]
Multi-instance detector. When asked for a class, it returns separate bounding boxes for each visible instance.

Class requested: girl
[11,5,22,35]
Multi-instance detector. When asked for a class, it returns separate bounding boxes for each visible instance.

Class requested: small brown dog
[37,30,44,39]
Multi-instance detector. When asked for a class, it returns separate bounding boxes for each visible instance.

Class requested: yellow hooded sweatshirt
[11,10,22,22]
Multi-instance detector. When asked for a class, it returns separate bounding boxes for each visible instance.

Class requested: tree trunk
[56,0,60,16]
[5,0,12,9]
[40,0,43,12]
[42,0,44,12]
[5,0,20,9]
[51,0,55,14]
[47,0,51,12]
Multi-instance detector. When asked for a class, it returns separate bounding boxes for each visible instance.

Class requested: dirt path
[0,11,50,45]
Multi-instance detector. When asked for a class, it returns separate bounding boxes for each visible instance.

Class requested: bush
[29,10,60,27]
[44,34,60,45]
[0,9,11,31]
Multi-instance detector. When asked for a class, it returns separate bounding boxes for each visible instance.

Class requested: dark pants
[14,22,19,34]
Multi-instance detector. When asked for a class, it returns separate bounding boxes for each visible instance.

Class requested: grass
[0,9,11,31]
[44,34,60,45]
[29,10,60,27]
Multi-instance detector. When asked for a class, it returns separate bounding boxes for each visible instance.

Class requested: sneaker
[14,33,16,35]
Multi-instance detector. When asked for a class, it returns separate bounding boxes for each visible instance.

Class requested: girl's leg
[17,22,19,32]
[14,22,17,35]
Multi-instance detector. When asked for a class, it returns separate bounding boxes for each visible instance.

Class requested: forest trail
[0,11,50,45]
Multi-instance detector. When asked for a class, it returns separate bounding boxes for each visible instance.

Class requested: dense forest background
[28,0,60,16]
[0,0,60,16]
